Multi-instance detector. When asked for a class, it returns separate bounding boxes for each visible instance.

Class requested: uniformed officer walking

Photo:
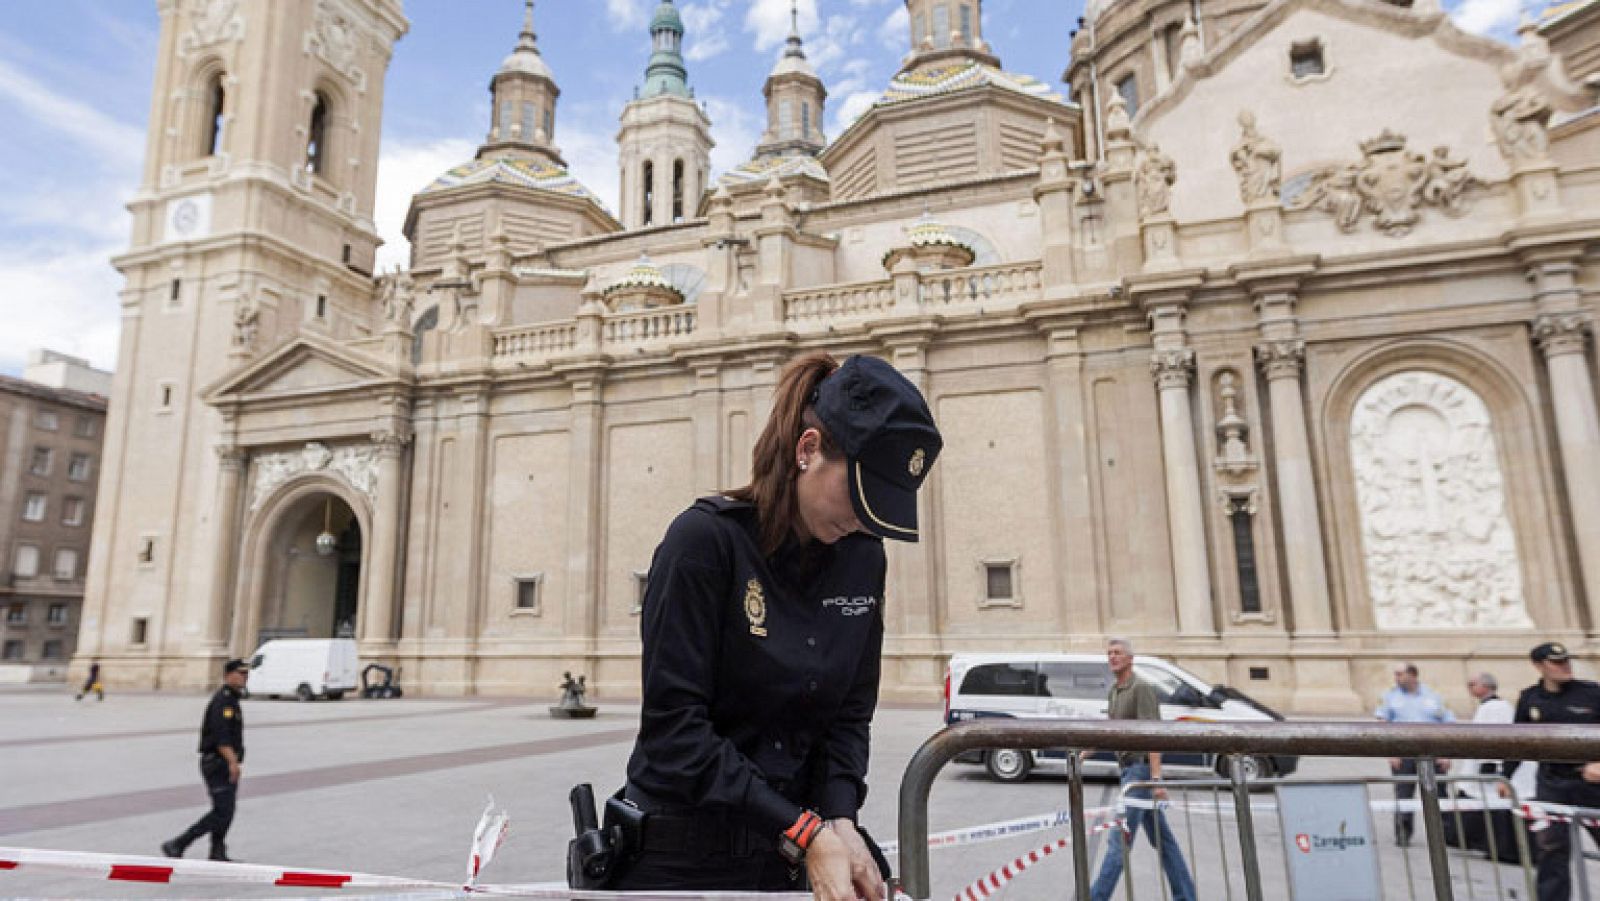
[608,353,941,901]
[1502,642,1600,900]
[162,658,248,862]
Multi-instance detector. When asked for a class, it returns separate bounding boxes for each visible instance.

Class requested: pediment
[206,335,396,403]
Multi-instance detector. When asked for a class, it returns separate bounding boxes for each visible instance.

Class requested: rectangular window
[75,416,96,438]
[47,604,67,626]
[130,617,149,646]
[1290,40,1325,78]
[2,641,23,661]
[30,447,52,476]
[1039,662,1112,700]
[959,4,973,40]
[544,109,553,138]
[316,294,328,319]
[63,497,85,526]
[42,640,63,660]
[980,558,1021,608]
[933,4,950,47]
[5,604,25,625]
[23,493,47,522]
[801,102,811,138]
[69,453,91,481]
[779,99,793,139]
[500,100,512,138]
[513,574,542,614]
[1228,497,1262,614]
[1116,74,1140,117]
[1164,23,1183,78]
[54,548,79,581]
[14,545,39,578]
[959,662,1039,697]
[521,101,536,139]
[913,13,926,46]
[35,409,59,431]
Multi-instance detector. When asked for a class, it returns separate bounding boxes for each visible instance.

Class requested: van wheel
[986,749,1032,783]
[1215,754,1274,782]
[296,684,314,702]
[327,691,344,701]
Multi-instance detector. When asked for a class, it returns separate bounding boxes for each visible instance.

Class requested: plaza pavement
[0,684,1578,899]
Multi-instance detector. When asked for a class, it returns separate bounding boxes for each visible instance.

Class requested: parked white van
[247,639,359,701]
[944,653,1298,783]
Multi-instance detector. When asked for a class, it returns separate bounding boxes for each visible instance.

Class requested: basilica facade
[79,0,1600,711]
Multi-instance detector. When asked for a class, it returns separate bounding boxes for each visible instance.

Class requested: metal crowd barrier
[895,719,1600,900]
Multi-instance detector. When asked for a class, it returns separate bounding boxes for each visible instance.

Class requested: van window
[1039,662,1111,700]
[958,662,1039,697]
[1133,664,1186,704]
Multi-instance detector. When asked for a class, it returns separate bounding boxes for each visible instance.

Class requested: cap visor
[849,459,920,542]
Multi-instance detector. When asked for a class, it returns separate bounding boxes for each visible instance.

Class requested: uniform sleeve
[815,581,885,822]
[1501,689,1533,777]
[631,514,802,836]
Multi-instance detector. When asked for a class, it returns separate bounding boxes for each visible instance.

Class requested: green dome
[650,0,683,32]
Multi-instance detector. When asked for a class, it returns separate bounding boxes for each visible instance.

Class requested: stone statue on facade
[1230,111,1281,205]
[232,296,259,350]
[378,269,414,328]
[1421,145,1476,216]
[1135,142,1176,219]
[1489,86,1552,165]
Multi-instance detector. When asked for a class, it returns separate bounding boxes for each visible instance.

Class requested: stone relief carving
[306,0,367,87]
[1287,130,1478,237]
[231,296,259,350]
[1255,339,1305,381]
[185,0,243,50]
[1532,311,1592,357]
[1350,371,1531,630]
[249,441,378,511]
[1214,370,1256,476]
[1230,111,1281,205]
[1489,86,1553,166]
[1135,142,1176,219]
[1150,347,1195,389]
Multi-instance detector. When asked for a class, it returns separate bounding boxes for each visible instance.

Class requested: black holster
[565,784,645,890]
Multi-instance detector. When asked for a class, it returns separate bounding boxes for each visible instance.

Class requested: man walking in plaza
[162,659,248,862]
[1375,662,1454,846]
[1089,638,1197,901]
[74,659,103,701]
[1502,642,1600,900]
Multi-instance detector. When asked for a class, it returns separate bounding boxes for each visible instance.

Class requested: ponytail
[727,352,841,554]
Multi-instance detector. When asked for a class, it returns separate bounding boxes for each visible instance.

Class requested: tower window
[1227,496,1262,614]
[672,159,685,222]
[933,4,950,47]
[779,99,793,139]
[1290,40,1325,78]
[499,100,512,139]
[642,160,655,226]
[1164,23,1183,78]
[169,279,182,307]
[521,101,536,139]
[315,294,328,319]
[544,108,553,138]
[1116,74,1139,117]
[802,102,811,138]
[305,93,328,175]
[205,74,226,156]
[959,5,973,41]
[913,13,926,46]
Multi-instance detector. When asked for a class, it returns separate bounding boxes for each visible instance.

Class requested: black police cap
[813,355,942,542]
[223,658,250,674]
[1530,642,1571,663]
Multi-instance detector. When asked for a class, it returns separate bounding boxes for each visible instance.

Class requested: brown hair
[727,352,842,554]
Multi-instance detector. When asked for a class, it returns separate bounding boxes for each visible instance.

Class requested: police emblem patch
[223,708,235,719]
[1530,706,1541,721]
[909,448,926,477]
[745,578,768,637]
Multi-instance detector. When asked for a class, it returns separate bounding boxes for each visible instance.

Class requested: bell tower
[901,0,1000,72]
[79,0,407,686]
[617,0,714,229]
[755,1,827,159]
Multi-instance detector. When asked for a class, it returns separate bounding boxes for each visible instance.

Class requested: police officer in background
[1502,642,1600,900]
[162,658,248,862]
[611,353,941,900]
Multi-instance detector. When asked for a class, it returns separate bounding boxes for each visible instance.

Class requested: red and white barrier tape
[0,846,441,891]
[951,819,1125,901]
[878,805,1117,856]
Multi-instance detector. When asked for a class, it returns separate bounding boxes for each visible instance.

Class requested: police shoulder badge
[223,707,235,719]
[909,448,926,478]
[745,578,768,637]
[1530,706,1541,721]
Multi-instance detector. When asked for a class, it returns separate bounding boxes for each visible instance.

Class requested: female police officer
[613,352,941,899]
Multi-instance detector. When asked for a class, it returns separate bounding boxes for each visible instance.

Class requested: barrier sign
[1277,783,1382,900]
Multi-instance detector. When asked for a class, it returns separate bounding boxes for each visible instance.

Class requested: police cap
[1530,642,1571,663]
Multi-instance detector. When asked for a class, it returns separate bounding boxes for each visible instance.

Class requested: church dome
[650,0,684,33]
[420,156,604,207]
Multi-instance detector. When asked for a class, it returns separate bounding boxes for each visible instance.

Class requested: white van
[247,639,359,701]
[944,653,1297,783]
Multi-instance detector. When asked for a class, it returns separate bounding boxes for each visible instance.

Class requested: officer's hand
[228,761,240,784]
[805,828,860,901]
[1496,783,1513,799]
[1583,762,1600,784]
[828,819,885,901]
[1388,758,1401,771]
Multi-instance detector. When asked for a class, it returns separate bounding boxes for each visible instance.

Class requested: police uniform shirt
[199,685,246,762]
[625,496,886,837]
[1503,678,1600,782]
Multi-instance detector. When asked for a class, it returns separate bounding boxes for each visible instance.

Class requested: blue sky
[0,0,1531,377]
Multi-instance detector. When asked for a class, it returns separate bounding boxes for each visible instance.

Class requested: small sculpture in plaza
[550,671,597,719]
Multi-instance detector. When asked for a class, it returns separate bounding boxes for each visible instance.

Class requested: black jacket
[1502,678,1600,782]
[624,496,887,835]
[199,685,245,763]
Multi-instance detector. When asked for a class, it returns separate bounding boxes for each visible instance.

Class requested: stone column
[1151,344,1216,636]
[690,363,722,494]
[1255,339,1334,637]
[360,429,409,647]
[1043,325,1102,636]
[1034,119,1077,293]
[564,369,605,649]
[880,335,938,640]
[1534,311,1600,630]
[205,445,248,648]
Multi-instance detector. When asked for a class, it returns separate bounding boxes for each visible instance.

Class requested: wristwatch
[778,810,825,865]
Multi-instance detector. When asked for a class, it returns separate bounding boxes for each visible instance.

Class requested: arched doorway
[256,491,363,644]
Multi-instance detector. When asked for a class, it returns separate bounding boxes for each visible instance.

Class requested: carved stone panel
[1350,372,1531,630]
[249,441,378,511]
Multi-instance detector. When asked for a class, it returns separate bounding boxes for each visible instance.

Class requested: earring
[798,460,808,470]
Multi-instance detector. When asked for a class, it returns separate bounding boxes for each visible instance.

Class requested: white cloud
[877,6,909,55]
[745,0,820,51]
[0,57,144,168]
[683,1,734,62]
[558,120,624,218]
[830,89,880,135]
[0,242,123,375]
[701,95,765,177]
[371,137,476,272]
[605,0,652,31]
[1450,0,1521,36]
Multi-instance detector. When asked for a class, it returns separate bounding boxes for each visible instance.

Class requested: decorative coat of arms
[1287,131,1477,237]
[744,578,768,638]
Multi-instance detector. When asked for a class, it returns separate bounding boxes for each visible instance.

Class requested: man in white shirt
[1455,672,1517,800]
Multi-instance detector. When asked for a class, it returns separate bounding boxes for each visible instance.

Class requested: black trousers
[1534,775,1600,901]
[175,754,236,856]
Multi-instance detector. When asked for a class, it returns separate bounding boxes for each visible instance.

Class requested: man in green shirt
[1089,638,1196,901]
